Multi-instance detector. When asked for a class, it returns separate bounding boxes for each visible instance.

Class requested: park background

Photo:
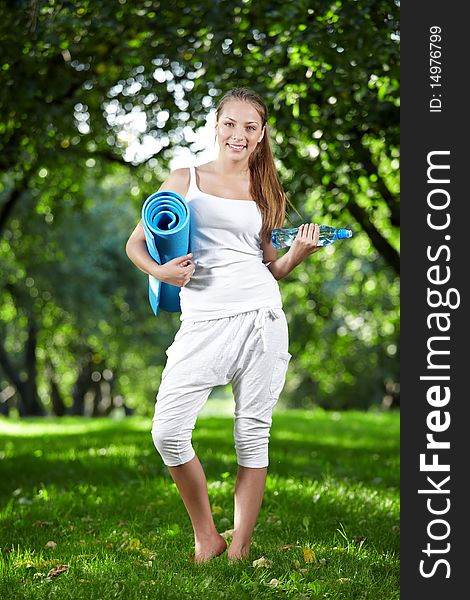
[0,1,400,598]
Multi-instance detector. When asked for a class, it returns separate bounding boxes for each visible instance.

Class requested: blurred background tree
[0,0,399,416]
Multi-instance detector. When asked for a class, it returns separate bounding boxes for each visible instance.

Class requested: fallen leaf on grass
[220,528,235,540]
[33,520,52,528]
[279,543,293,551]
[139,548,157,560]
[252,556,273,568]
[47,564,69,579]
[302,547,316,563]
[45,541,57,550]
[135,559,153,568]
[266,515,281,524]
[18,497,33,505]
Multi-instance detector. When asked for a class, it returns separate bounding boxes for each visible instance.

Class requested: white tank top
[178,165,283,322]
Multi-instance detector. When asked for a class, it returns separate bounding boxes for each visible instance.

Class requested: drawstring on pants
[253,307,282,352]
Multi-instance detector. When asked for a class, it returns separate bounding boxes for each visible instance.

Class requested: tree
[0,0,399,414]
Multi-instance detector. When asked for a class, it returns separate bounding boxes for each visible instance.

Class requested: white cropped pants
[151,307,291,468]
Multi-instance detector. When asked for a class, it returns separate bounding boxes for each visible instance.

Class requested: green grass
[0,409,399,599]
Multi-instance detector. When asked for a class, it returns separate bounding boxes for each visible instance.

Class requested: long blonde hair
[215,88,302,244]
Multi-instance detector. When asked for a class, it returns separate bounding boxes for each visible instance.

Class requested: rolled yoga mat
[141,190,191,315]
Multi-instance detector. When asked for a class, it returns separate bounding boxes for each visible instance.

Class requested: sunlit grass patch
[0,410,399,599]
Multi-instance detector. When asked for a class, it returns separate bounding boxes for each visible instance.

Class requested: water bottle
[271,225,353,249]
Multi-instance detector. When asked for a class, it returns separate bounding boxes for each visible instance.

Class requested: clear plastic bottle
[271,225,353,249]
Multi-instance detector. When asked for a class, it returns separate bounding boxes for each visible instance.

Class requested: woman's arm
[125,168,195,287]
[125,220,161,278]
[261,224,322,281]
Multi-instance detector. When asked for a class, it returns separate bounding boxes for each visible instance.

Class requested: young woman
[126,87,321,564]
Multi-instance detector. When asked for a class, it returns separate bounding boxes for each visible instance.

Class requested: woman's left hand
[287,223,322,265]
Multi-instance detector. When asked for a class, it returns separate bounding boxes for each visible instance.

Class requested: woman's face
[215,100,265,160]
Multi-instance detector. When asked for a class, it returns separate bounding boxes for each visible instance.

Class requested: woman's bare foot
[227,540,250,562]
[192,533,227,563]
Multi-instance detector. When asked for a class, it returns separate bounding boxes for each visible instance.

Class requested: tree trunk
[0,318,43,416]
[50,379,66,416]
[46,361,66,416]
[20,318,44,416]
[0,385,15,416]
[69,346,101,416]
[69,358,92,415]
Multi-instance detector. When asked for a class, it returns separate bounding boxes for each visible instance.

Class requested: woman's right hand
[156,253,196,287]
[287,224,322,265]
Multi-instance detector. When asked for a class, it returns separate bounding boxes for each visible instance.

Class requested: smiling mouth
[227,143,246,151]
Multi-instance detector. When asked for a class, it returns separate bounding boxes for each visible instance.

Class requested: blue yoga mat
[141,190,191,316]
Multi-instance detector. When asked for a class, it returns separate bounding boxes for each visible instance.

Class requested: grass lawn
[0,409,399,599]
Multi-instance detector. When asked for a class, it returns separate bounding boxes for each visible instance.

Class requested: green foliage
[282,237,399,409]
[0,0,399,413]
